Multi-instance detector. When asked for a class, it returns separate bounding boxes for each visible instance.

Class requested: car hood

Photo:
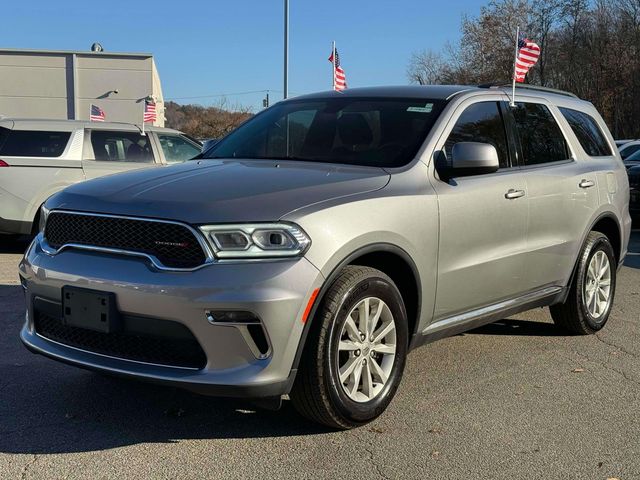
[47,159,390,224]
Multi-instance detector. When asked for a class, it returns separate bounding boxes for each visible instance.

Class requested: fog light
[206,310,259,324]
[205,310,271,358]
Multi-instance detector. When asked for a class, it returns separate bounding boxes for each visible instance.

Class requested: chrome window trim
[41,210,215,272]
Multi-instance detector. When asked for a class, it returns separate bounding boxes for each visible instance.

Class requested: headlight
[199,223,310,259]
[38,205,50,233]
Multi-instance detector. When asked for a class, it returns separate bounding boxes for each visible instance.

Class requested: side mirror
[450,142,500,177]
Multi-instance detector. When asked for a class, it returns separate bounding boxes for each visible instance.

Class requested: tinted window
[626,149,640,162]
[90,131,154,163]
[0,129,70,157]
[559,107,612,156]
[621,143,640,160]
[513,103,570,165]
[444,102,509,168]
[204,98,446,168]
[158,134,201,163]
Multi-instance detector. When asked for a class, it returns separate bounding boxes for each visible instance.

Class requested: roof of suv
[0,118,181,134]
[290,84,583,103]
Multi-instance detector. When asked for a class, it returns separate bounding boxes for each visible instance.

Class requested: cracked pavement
[0,231,639,479]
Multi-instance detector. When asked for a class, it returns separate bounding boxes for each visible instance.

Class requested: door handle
[504,189,526,200]
[579,179,595,189]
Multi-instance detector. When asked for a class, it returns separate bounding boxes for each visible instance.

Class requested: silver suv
[0,119,201,237]
[19,85,631,429]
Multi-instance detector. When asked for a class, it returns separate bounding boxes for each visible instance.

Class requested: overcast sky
[4,0,483,109]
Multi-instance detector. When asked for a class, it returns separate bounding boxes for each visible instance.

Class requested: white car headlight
[199,223,310,259]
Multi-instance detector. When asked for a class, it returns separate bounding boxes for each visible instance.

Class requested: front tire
[550,231,616,335]
[291,266,408,429]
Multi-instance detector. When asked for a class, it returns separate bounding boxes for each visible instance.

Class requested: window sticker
[407,103,433,113]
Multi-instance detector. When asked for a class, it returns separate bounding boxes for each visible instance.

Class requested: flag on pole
[328,47,347,91]
[514,33,540,83]
[89,104,105,122]
[143,99,157,123]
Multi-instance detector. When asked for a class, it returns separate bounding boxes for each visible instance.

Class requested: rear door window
[90,131,154,163]
[512,103,570,165]
[157,134,201,163]
[0,129,70,157]
[444,101,510,169]
[559,107,613,157]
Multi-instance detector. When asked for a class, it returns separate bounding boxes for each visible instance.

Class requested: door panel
[433,171,528,318]
[522,162,598,288]
[431,98,528,320]
[509,101,599,290]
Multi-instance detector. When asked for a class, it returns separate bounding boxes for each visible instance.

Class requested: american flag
[144,99,157,123]
[514,33,540,83]
[90,104,105,122]
[328,48,347,91]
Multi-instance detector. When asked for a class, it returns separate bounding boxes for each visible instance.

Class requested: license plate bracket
[62,286,121,333]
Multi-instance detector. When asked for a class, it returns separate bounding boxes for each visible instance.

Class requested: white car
[0,119,202,237]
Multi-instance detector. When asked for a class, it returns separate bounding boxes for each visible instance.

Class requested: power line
[167,89,283,101]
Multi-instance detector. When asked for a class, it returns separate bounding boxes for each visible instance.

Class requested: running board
[411,286,565,349]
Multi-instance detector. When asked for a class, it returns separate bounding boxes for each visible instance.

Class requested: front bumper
[19,236,324,398]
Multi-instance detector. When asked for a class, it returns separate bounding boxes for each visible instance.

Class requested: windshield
[202,97,446,168]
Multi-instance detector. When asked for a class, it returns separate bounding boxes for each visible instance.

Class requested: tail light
[0,160,8,167]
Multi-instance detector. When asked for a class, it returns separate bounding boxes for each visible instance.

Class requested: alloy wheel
[584,250,612,319]
[337,297,397,403]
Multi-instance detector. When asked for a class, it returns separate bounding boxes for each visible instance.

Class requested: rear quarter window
[0,129,71,158]
[559,107,613,157]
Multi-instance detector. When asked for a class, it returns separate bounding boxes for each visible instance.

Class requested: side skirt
[410,286,566,349]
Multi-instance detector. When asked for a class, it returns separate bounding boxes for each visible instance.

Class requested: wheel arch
[558,211,623,305]
[590,214,622,264]
[288,243,422,381]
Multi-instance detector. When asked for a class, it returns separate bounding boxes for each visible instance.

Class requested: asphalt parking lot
[1,232,639,480]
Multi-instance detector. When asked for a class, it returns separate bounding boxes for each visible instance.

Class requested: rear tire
[290,266,408,429]
[550,231,616,335]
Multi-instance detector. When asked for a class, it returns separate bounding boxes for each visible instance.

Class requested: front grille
[45,212,207,269]
[35,311,207,369]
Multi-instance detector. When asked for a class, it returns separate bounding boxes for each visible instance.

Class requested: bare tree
[406,0,640,137]
[165,99,253,139]
[406,49,446,85]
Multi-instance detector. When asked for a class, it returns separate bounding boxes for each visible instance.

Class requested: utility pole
[262,91,270,109]
[283,0,289,99]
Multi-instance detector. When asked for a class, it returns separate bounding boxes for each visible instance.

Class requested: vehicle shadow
[0,236,30,254]
[0,284,330,456]
[624,229,639,269]
[465,318,562,337]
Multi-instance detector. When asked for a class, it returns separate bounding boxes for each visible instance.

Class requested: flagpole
[283,0,289,99]
[332,41,336,91]
[142,101,146,136]
[511,25,519,107]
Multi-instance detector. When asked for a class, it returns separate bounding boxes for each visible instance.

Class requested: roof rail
[477,83,578,99]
